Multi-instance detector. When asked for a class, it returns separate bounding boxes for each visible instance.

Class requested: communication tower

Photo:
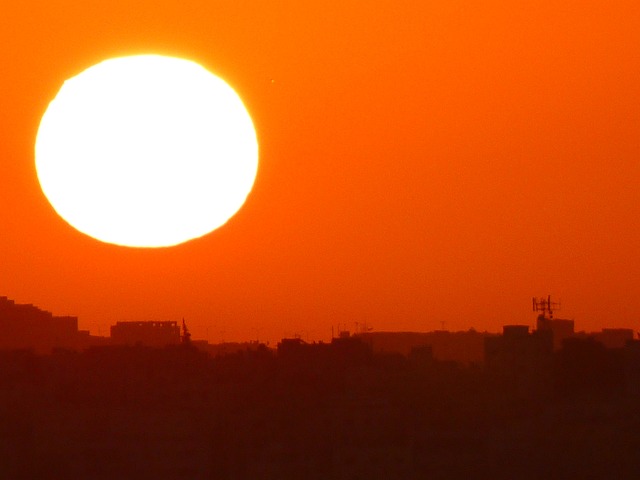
[532,295,561,319]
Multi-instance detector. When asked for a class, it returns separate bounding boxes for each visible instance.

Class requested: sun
[35,55,258,247]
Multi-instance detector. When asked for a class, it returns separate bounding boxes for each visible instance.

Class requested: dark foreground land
[1,338,639,480]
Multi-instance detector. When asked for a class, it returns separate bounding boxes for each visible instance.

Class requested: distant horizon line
[1,294,637,346]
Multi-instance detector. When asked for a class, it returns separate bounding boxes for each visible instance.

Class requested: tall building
[0,296,90,353]
[536,315,575,351]
[533,296,574,350]
[110,321,181,347]
[484,324,554,396]
[485,325,554,364]
[593,328,635,349]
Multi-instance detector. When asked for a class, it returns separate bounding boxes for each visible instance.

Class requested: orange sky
[1,1,639,344]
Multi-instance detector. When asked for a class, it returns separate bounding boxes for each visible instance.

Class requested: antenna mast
[181,318,192,345]
[532,295,561,319]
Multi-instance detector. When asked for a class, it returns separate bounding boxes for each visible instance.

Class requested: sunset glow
[1,0,638,345]
[2,1,640,476]
[35,55,258,247]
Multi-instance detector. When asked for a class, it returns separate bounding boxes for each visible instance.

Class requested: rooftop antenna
[181,318,191,345]
[532,295,561,319]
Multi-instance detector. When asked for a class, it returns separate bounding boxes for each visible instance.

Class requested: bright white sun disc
[36,55,258,247]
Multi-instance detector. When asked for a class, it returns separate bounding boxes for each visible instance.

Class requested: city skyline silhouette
[1,293,639,478]
[1,294,635,358]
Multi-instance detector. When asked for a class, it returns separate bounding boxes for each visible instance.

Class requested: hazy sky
[1,1,638,344]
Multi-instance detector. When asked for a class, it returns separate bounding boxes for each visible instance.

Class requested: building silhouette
[0,296,106,353]
[110,321,181,347]
[592,328,635,349]
[484,324,554,397]
[357,330,492,364]
[1,294,640,479]
[536,315,574,350]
